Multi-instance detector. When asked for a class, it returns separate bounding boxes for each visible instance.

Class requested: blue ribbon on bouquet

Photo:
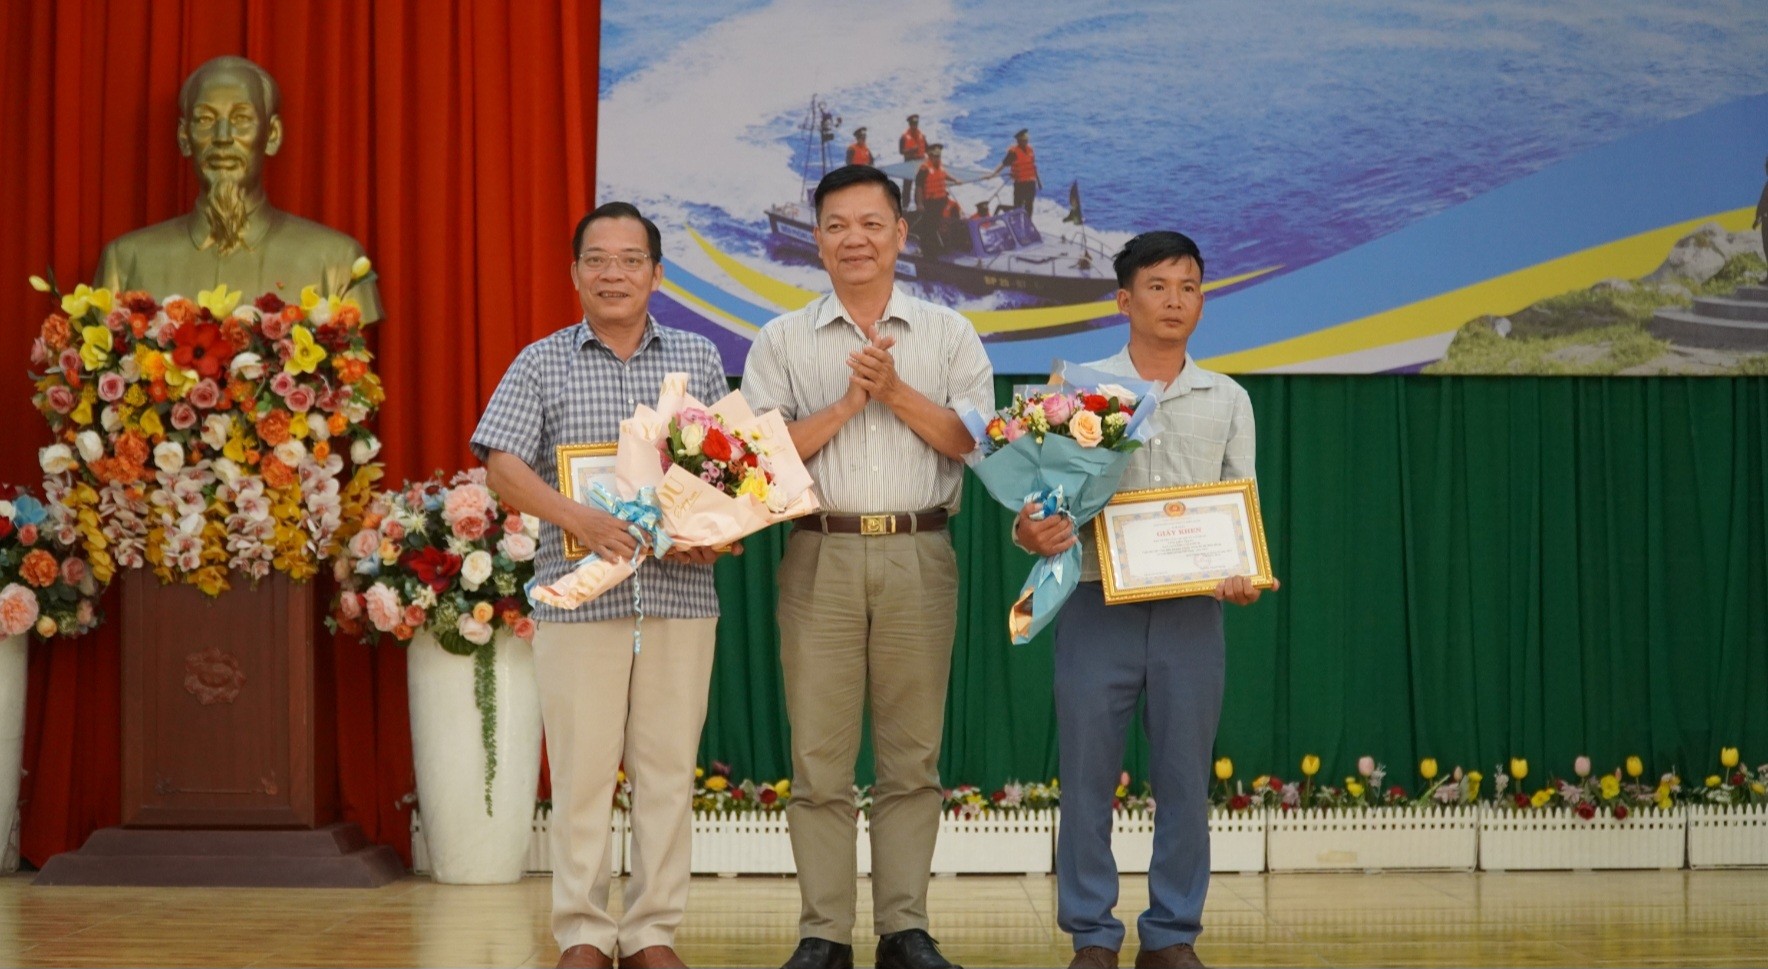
[525,482,672,653]
[1012,485,1078,645]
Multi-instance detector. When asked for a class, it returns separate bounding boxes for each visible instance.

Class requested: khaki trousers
[777,530,959,942]
[532,616,718,958]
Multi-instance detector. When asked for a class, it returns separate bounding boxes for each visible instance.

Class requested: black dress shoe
[876,929,962,969]
[780,937,855,969]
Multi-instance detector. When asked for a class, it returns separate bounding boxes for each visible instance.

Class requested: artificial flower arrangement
[1685,746,1767,807]
[328,469,540,813]
[942,780,1060,818]
[27,270,384,595]
[693,761,792,814]
[1241,754,1484,811]
[959,361,1158,643]
[0,485,105,640]
[528,372,818,611]
[1488,755,1674,819]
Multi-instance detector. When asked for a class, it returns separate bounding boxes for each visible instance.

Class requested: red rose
[0,519,12,541]
[1228,794,1252,811]
[254,294,287,314]
[171,320,232,380]
[1513,793,1530,809]
[1612,804,1629,821]
[991,790,1006,803]
[1387,786,1407,800]
[759,788,778,806]
[1082,393,1109,413]
[1733,772,1747,786]
[1575,803,1596,820]
[742,452,759,468]
[403,546,462,593]
[731,787,747,800]
[701,428,733,462]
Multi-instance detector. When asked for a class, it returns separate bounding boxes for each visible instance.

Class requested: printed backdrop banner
[597,0,1768,375]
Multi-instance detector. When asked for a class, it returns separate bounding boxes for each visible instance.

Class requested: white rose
[202,414,233,450]
[1096,382,1140,407]
[230,352,265,380]
[308,415,331,442]
[309,299,333,327]
[678,422,707,456]
[498,531,537,562]
[231,304,260,323]
[460,550,494,591]
[0,500,12,519]
[212,457,243,487]
[76,430,105,463]
[457,614,493,646]
[40,444,76,475]
[521,513,541,536]
[153,441,186,474]
[117,355,141,382]
[351,435,381,464]
[274,440,307,467]
[101,405,122,433]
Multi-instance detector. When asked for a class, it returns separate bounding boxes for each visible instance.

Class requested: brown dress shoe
[1134,943,1204,969]
[1069,946,1120,968]
[619,946,688,969]
[557,944,614,969]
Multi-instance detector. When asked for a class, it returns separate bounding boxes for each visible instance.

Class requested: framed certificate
[1094,478,1275,604]
[556,442,618,560]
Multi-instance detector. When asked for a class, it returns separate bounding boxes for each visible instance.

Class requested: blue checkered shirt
[470,318,726,623]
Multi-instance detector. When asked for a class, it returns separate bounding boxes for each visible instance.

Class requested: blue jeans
[1054,582,1226,953]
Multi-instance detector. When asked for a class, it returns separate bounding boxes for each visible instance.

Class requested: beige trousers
[777,530,960,942]
[532,616,718,957]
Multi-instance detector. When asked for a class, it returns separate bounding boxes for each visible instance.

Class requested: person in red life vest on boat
[969,201,993,223]
[913,144,965,255]
[898,114,928,207]
[846,127,874,167]
[986,128,1042,214]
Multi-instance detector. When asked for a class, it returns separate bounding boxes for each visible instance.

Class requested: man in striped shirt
[742,165,993,969]
[1015,231,1278,969]
[472,203,727,969]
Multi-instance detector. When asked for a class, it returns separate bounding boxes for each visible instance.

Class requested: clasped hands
[1011,500,1279,605]
[843,326,902,408]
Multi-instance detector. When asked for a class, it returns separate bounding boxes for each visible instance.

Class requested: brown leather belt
[794,509,949,536]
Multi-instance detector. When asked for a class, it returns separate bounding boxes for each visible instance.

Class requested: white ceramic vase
[407,629,542,884]
[0,634,24,873]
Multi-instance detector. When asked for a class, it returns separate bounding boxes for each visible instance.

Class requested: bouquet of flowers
[28,273,384,595]
[0,485,105,640]
[529,372,817,610]
[959,361,1157,643]
[328,470,540,813]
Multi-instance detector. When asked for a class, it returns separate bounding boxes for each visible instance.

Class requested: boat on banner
[765,96,1118,305]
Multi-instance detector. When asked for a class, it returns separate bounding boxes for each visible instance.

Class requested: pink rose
[0,584,40,637]
[270,372,297,397]
[1041,393,1075,426]
[260,313,293,341]
[505,514,524,534]
[382,521,406,541]
[97,372,127,402]
[457,614,493,646]
[59,347,82,377]
[283,385,316,413]
[337,591,364,620]
[30,338,48,368]
[44,385,75,415]
[347,529,381,560]
[402,604,427,629]
[453,515,488,541]
[105,308,130,333]
[170,402,198,430]
[60,557,88,586]
[443,483,492,527]
[498,532,536,562]
[1358,756,1375,777]
[186,379,221,409]
[1002,419,1026,442]
[76,599,95,627]
[18,525,38,546]
[1069,411,1103,447]
[511,616,536,642]
[363,584,401,633]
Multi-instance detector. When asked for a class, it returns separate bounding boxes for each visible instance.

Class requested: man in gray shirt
[742,165,993,969]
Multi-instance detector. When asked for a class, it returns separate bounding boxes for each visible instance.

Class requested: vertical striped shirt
[1079,348,1257,581]
[741,287,995,514]
[469,318,726,624]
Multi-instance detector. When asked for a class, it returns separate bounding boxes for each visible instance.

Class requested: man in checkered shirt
[1015,231,1280,969]
[472,202,728,969]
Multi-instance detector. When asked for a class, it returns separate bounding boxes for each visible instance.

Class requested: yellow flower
[290,413,311,440]
[137,408,164,438]
[471,601,494,623]
[1347,779,1366,798]
[61,284,113,318]
[1419,758,1438,781]
[1114,784,1128,798]
[1599,775,1621,800]
[1706,775,1721,788]
[70,396,94,427]
[1625,756,1643,779]
[735,469,770,502]
[123,384,148,408]
[351,256,373,279]
[1530,789,1553,808]
[704,776,728,792]
[79,325,113,371]
[1252,775,1270,791]
[774,779,790,795]
[299,285,343,317]
[1301,754,1321,777]
[1657,792,1673,811]
[1752,783,1766,796]
[1721,747,1739,769]
[1509,758,1529,782]
[163,363,198,391]
[378,540,399,565]
[1214,758,1233,781]
[694,767,704,779]
[617,769,626,784]
[197,285,242,318]
[29,274,50,293]
[286,326,327,375]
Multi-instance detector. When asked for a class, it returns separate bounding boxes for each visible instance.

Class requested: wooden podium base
[33,823,403,888]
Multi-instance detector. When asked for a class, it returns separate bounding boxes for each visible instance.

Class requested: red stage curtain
[0,0,600,865]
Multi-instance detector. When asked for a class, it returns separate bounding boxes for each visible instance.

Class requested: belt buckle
[859,513,896,536]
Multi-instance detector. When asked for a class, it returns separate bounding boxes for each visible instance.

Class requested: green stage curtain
[700,375,1768,793]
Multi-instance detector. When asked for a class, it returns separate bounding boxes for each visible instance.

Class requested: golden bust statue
[95,56,382,320]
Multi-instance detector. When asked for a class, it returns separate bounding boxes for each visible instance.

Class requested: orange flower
[312,440,331,462]
[164,299,197,326]
[114,430,150,468]
[261,454,296,488]
[20,549,59,588]
[148,381,168,403]
[326,413,348,436]
[227,379,255,404]
[334,357,369,385]
[256,410,292,446]
[335,304,362,328]
[392,623,414,641]
[281,306,304,327]
[220,318,253,352]
[41,313,72,351]
[129,313,150,338]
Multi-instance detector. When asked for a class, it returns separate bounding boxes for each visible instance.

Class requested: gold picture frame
[556,442,618,560]
[1095,478,1275,604]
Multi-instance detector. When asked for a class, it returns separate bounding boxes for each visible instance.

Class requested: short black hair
[572,201,663,261]
[812,165,903,220]
[1113,231,1206,289]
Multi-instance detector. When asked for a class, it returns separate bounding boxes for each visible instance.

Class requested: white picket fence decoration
[1479,806,1684,871]
[410,808,623,876]
[929,809,1056,875]
[1267,806,1478,872]
[1686,804,1768,868]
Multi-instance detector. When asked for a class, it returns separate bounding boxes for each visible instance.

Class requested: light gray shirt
[741,287,994,514]
[1079,347,1257,581]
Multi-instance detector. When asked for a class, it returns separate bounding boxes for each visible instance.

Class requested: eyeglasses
[577,251,653,273]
